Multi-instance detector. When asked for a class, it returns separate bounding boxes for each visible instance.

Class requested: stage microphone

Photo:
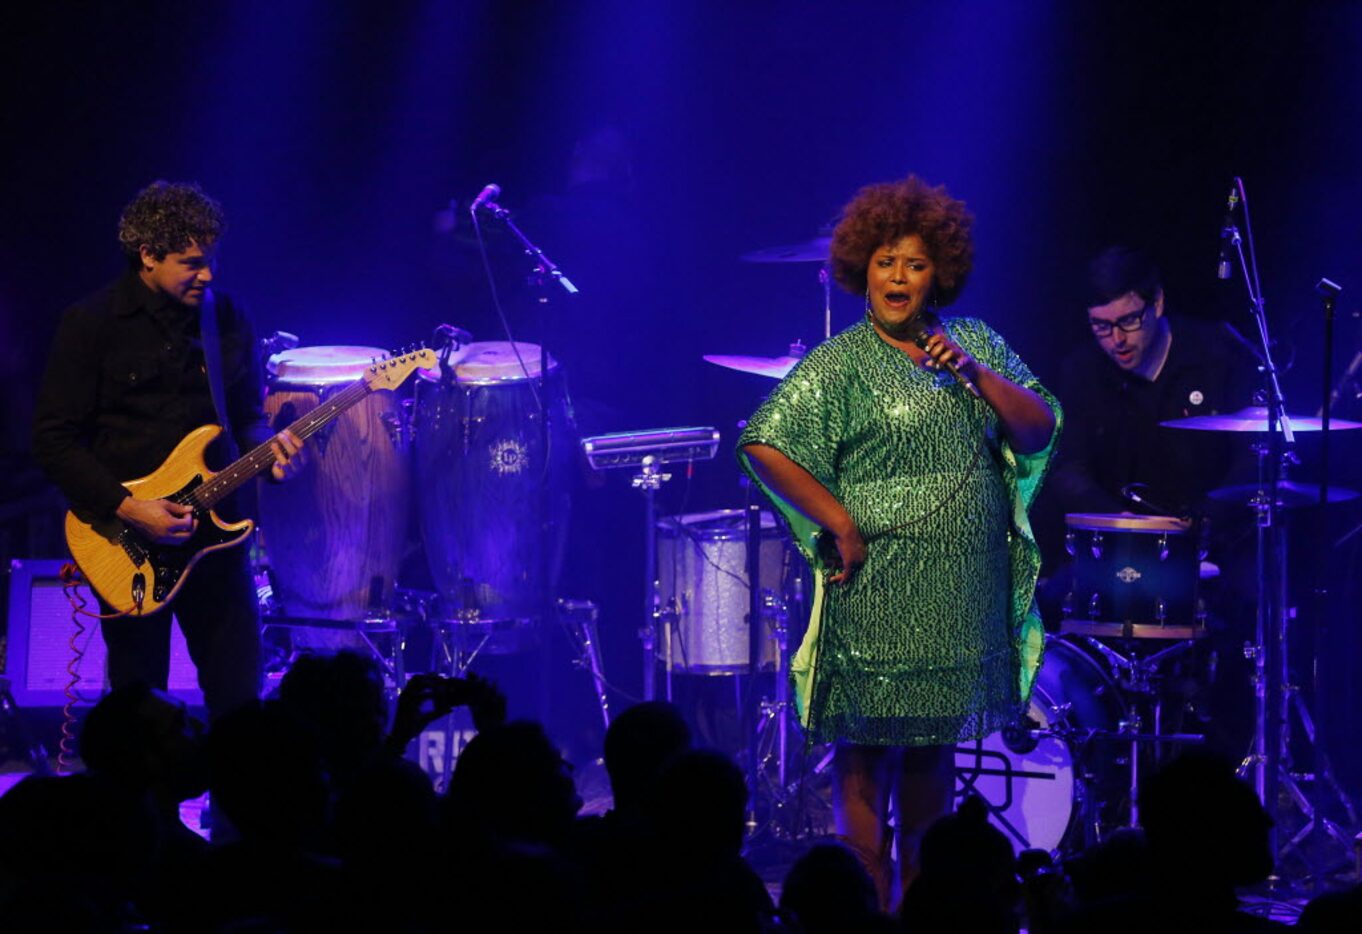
[1217,185,1240,280]
[905,312,982,398]
[470,182,501,213]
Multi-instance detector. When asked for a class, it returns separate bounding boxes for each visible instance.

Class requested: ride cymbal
[702,353,801,379]
[740,236,832,263]
[1160,406,1362,432]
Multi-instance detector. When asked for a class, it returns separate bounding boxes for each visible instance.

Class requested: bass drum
[259,345,410,621]
[413,342,572,646]
[956,636,1126,856]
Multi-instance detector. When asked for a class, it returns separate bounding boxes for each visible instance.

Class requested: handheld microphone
[1217,185,1240,280]
[470,183,501,213]
[905,313,982,398]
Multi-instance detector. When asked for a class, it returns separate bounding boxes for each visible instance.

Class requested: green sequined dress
[738,317,1060,747]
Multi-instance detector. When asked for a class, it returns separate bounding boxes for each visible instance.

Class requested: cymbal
[740,236,831,263]
[1161,406,1362,432]
[1208,480,1360,507]
[703,353,801,379]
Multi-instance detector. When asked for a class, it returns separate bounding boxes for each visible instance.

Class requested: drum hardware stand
[1276,276,1359,882]
[556,598,612,731]
[636,457,673,702]
[1217,178,1355,885]
[1080,635,1205,828]
[579,428,721,703]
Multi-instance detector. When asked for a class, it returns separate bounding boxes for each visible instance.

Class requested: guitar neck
[185,379,371,509]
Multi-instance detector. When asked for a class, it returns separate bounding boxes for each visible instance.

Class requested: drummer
[1043,246,1258,523]
[1033,246,1260,756]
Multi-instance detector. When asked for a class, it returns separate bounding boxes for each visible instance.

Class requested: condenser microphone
[905,312,982,398]
[1216,185,1240,280]
[470,183,501,212]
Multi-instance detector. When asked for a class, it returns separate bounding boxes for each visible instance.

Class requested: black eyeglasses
[1089,305,1150,338]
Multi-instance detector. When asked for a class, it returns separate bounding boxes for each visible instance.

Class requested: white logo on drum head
[1189,390,1204,405]
[490,439,529,475]
[1116,566,1142,583]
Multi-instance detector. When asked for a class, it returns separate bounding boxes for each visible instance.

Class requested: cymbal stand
[819,264,832,340]
[1279,277,1360,880]
[1220,176,1326,878]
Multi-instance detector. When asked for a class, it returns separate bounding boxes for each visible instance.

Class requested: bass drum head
[956,636,1124,856]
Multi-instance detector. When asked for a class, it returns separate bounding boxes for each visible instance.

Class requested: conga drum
[258,346,410,621]
[413,341,571,645]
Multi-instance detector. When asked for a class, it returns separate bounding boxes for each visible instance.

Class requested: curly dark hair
[829,175,974,306]
[116,180,226,265]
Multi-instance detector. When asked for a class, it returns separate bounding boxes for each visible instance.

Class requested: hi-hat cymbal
[1208,481,1360,508]
[740,236,832,263]
[703,353,801,379]
[1161,406,1362,432]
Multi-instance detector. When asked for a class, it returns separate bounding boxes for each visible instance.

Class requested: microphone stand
[476,199,578,726]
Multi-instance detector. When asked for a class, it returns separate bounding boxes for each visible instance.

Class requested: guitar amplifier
[4,559,202,707]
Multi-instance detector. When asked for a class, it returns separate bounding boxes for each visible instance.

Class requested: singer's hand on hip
[826,525,867,586]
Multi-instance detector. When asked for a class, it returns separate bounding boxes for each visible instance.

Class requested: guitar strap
[199,288,242,462]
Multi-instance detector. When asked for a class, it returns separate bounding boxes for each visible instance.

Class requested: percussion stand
[632,456,674,702]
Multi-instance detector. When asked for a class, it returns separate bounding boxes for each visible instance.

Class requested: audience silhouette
[0,666,1336,932]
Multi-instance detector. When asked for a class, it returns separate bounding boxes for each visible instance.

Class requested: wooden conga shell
[259,346,410,621]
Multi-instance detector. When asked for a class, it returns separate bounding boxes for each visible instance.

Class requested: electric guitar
[65,347,436,616]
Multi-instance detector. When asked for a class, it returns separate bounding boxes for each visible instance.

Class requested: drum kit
[250,219,1359,861]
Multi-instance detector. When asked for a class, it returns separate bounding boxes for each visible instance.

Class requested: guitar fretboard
[180,379,371,509]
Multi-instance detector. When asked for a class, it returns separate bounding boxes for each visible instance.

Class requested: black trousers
[99,546,261,720]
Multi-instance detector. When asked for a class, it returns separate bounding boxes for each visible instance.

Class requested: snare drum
[259,346,410,621]
[413,341,571,640]
[655,509,787,674]
[1062,513,1203,634]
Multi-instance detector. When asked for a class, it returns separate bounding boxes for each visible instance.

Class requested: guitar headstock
[363,346,438,391]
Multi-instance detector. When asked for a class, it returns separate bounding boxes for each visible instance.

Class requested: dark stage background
[2,1,1360,798]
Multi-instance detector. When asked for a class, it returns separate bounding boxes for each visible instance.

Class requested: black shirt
[31,270,272,519]
[1047,314,1259,516]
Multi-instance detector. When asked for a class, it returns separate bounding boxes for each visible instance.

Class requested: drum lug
[1065,530,1076,557]
[379,410,405,448]
[1088,592,1102,620]
[1154,597,1167,623]
[461,415,485,454]
[1157,533,1170,562]
[1061,591,1075,619]
[1090,531,1104,560]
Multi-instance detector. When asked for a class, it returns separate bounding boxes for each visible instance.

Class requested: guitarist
[31,180,303,719]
